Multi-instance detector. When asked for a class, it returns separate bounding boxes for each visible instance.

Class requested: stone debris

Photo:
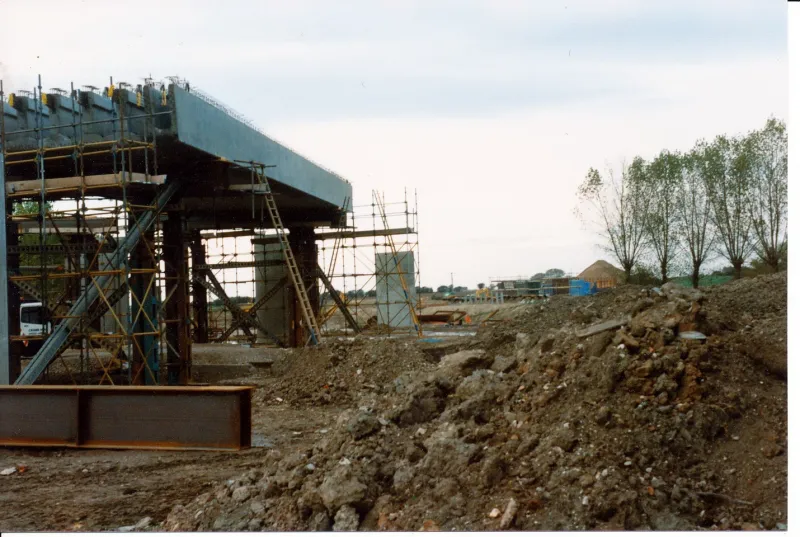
[160,273,786,532]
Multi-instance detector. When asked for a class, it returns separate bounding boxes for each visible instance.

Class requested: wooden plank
[6,173,166,196]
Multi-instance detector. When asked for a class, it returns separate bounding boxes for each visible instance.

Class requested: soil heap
[164,273,787,531]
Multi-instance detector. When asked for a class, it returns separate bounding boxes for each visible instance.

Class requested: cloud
[0,0,786,286]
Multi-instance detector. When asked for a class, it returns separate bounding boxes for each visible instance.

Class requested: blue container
[569,279,596,297]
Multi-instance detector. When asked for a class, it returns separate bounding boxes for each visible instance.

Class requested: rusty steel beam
[0,385,252,450]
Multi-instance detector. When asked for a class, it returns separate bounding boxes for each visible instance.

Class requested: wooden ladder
[252,164,321,345]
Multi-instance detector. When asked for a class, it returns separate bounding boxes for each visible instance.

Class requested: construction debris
[158,273,786,532]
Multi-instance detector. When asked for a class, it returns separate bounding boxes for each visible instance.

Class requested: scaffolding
[1,73,415,387]
[0,75,178,385]
[194,189,422,343]
[317,189,422,337]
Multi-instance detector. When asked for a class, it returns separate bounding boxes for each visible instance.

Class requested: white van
[20,302,50,356]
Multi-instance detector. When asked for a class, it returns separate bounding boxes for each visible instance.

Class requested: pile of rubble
[164,274,787,531]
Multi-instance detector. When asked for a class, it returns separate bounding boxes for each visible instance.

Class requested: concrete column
[288,227,318,347]
[163,212,190,385]
[189,230,209,344]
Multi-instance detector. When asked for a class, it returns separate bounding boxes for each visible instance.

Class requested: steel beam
[0,385,251,450]
[14,181,181,385]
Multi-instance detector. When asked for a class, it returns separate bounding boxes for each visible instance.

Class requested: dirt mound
[257,338,437,406]
[578,259,625,282]
[163,274,787,531]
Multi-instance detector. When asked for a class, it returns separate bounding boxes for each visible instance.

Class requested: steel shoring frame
[14,181,180,385]
[193,269,283,347]
[215,276,288,344]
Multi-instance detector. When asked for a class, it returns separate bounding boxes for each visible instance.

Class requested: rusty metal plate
[0,385,252,451]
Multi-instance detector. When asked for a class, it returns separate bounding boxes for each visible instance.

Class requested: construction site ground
[0,273,787,532]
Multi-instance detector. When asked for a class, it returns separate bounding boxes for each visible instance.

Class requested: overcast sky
[0,0,787,289]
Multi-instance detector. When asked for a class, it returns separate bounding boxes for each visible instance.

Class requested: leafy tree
[701,134,755,279]
[436,285,450,294]
[747,118,788,272]
[577,158,651,281]
[415,286,434,294]
[366,289,377,297]
[477,283,485,289]
[453,286,467,293]
[543,268,565,278]
[644,150,682,284]
[531,272,545,280]
[675,147,716,288]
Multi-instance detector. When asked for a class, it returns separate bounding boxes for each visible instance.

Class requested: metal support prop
[288,227,320,347]
[14,181,181,385]
[130,217,158,385]
[316,264,360,333]
[190,231,209,344]
[164,211,191,385]
[0,385,252,450]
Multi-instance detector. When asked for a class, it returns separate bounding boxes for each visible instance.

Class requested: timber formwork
[0,75,352,386]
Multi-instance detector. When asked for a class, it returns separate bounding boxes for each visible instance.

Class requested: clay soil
[0,273,788,532]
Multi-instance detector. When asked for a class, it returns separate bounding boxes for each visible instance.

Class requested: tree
[477,283,485,289]
[701,134,755,279]
[643,150,682,284]
[531,272,545,280]
[453,286,467,293]
[675,148,716,288]
[436,285,450,294]
[416,286,434,294]
[543,268,565,278]
[627,264,661,286]
[577,158,651,281]
[747,118,788,272]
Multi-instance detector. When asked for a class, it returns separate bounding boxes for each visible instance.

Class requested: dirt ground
[0,273,787,532]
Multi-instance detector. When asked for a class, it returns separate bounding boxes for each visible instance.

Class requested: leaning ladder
[251,164,321,345]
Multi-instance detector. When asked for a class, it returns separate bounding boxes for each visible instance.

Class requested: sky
[0,0,788,290]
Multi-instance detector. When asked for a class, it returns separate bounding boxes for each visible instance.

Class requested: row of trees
[577,118,787,287]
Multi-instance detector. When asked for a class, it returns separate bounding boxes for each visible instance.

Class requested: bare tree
[748,118,788,272]
[643,150,682,284]
[577,158,650,281]
[675,147,716,288]
[700,134,754,279]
